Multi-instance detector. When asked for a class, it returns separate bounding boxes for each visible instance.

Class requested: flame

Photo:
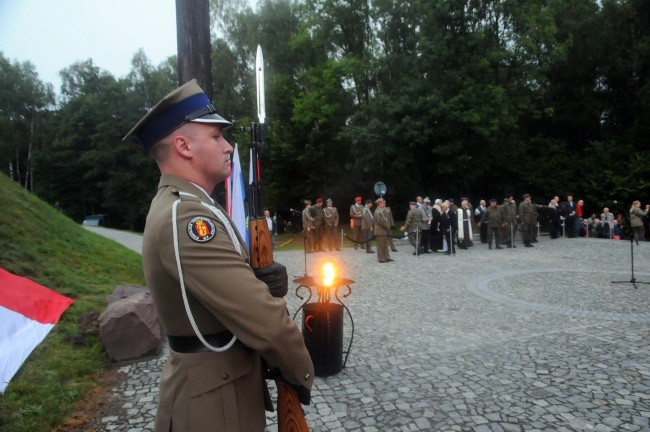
[322,262,335,287]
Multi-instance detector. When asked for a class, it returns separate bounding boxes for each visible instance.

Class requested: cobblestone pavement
[87,229,650,431]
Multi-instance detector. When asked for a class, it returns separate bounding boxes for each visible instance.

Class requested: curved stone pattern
[467,269,650,323]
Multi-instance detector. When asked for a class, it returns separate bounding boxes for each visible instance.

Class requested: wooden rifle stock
[249,218,310,431]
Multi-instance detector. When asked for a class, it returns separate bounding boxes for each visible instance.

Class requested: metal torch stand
[292,276,355,377]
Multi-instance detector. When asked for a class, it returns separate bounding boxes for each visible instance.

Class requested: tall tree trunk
[176,0,213,99]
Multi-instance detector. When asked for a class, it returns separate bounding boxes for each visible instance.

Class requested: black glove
[295,384,311,405]
[254,261,288,298]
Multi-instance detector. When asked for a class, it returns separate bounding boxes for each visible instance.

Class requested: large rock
[107,284,147,304]
[99,290,164,361]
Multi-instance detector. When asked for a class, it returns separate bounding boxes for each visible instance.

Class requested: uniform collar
[158,174,215,204]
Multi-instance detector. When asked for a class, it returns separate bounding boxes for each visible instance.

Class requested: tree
[0,54,54,190]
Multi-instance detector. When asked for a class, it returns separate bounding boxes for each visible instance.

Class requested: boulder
[99,290,164,361]
[107,284,147,304]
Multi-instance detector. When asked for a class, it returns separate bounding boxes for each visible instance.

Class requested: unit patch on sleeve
[187,216,217,242]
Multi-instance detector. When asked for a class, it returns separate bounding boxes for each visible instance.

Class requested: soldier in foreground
[123,80,313,431]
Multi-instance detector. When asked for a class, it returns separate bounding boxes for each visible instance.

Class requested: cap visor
[191,113,233,128]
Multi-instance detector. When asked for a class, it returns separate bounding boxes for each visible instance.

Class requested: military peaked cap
[123,79,232,150]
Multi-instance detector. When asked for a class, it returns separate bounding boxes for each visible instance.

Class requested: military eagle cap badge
[187,216,217,242]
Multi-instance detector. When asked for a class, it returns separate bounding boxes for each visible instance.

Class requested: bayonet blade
[256,45,266,124]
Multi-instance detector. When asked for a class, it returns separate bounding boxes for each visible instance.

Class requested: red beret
[355,196,362,202]
[316,198,323,203]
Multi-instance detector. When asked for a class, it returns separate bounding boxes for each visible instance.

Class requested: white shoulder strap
[172,193,238,352]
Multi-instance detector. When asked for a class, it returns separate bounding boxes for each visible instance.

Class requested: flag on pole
[229,144,249,247]
[0,268,74,393]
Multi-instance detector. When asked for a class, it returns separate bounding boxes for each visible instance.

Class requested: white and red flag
[0,267,74,393]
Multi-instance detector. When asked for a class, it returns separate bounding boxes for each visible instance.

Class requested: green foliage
[3,0,650,225]
[0,172,145,432]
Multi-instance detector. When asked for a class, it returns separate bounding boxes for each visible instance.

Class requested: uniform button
[222,373,229,380]
[305,373,310,380]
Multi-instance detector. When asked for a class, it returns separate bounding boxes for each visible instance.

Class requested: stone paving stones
[89,234,650,431]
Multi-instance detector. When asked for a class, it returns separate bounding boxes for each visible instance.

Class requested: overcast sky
[0,0,178,92]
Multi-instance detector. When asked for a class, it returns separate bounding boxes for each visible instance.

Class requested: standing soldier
[123,80,313,431]
[519,194,538,247]
[302,200,315,252]
[501,195,518,248]
[420,197,433,253]
[385,201,398,252]
[401,201,427,254]
[483,198,505,250]
[362,199,375,253]
[312,198,325,252]
[350,196,364,250]
[323,198,340,251]
[374,198,392,263]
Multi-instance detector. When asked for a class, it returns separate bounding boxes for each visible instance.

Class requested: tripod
[611,234,649,289]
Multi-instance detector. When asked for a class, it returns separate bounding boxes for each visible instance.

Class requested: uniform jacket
[373,207,391,235]
[483,205,504,227]
[385,206,395,228]
[142,175,313,432]
[323,206,339,227]
[302,208,315,230]
[403,208,427,233]
[311,205,325,227]
[362,205,374,230]
[349,203,363,221]
[518,202,538,224]
[501,202,517,223]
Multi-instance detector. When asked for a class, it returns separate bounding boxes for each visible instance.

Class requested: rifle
[249,45,310,432]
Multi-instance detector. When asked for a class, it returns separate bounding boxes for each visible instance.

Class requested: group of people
[308,193,650,260]
[301,197,342,253]
[398,195,537,253]
[301,192,650,261]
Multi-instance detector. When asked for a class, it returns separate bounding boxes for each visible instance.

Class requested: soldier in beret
[123,80,313,431]
[349,196,364,249]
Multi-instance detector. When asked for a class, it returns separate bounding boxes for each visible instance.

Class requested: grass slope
[0,173,145,432]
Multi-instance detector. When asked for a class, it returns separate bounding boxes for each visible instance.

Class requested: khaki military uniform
[501,201,518,247]
[362,205,375,252]
[483,205,504,248]
[143,175,313,432]
[312,205,325,251]
[385,206,397,251]
[349,203,364,248]
[374,207,391,262]
[518,202,538,246]
[323,206,340,250]
[302,207,315,252]
[403,207,427,248]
